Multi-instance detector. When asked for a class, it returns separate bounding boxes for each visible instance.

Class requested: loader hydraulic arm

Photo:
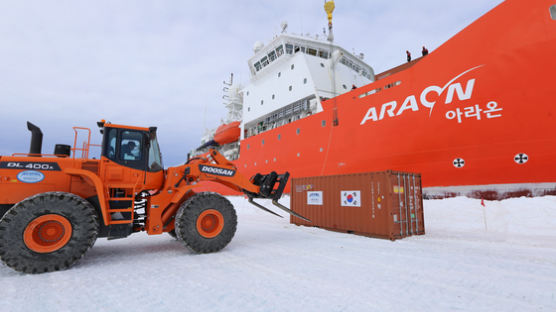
[175,149,309,222]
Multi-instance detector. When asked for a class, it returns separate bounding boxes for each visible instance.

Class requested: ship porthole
[514,153,529,164]
[453,158,465,168]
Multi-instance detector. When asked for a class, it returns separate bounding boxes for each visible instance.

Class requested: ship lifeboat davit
[213,121,240,145]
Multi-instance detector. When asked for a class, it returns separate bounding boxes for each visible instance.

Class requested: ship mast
[324,0,339,126]
[320,0,338,176]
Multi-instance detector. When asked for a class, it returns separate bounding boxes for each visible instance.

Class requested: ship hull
[200,0,556,200]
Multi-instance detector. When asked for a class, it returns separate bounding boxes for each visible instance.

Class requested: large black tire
[0,192,99,273]
[0,204,12,219]
[175,192,237,253]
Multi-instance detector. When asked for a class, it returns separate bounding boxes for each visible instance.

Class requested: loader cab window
[102,127,147,170]
[120,131,143,161]
[105,128,117,159]
[147,133,163,172]
[102,127,159,171]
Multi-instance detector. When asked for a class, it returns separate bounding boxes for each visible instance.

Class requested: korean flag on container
[341,190,361,207]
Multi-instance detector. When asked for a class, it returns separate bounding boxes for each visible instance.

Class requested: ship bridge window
[307,47,317,56]
[319,51,328,59]
[285,44,293,54]
[303,78,307,84]
[551,5,556,20]
[254,62,261,72]
[291,64,295,70]
[276,45,284,57]
[268,50,277,62]
[278,72,281,77]
[261,56,269,67]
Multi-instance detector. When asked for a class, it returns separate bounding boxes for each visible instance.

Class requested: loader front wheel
[175,192,237,253]
[0,192,99,273]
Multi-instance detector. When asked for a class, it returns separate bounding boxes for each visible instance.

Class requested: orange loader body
[0,121,305,273]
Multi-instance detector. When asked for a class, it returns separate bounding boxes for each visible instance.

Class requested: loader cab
[101,124,163,173]
[97,122,165,193]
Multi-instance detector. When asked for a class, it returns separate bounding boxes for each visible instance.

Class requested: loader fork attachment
[246,172,311,222]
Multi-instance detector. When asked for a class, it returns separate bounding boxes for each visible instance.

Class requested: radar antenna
[281,21,288,33]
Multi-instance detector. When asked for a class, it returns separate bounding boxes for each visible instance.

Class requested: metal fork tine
[248,197,284,218]
[272,200,311,223]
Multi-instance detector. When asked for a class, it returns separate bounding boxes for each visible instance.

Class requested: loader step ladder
[106,186,137,225]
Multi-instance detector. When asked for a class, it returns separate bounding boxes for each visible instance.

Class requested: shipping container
[290,171,425,240]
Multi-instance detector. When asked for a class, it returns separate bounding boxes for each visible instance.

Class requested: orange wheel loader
[0,121,308,273]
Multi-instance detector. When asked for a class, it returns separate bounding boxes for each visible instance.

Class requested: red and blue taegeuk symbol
[346,194,354,203]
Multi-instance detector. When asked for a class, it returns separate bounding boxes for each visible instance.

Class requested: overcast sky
[0,0,503,166]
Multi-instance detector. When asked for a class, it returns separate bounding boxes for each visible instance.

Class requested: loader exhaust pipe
[27,121,43,157]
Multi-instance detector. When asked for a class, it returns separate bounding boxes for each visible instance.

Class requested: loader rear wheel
[0,192,99,273]
[175,192,237,253]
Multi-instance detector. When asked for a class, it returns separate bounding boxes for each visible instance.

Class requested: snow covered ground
[2,196,555,312]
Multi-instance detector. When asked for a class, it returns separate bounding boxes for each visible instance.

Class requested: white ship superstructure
[242,33,375,139]
[193,28,375,159]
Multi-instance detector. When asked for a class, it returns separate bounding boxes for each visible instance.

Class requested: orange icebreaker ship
[194,0,556,199]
